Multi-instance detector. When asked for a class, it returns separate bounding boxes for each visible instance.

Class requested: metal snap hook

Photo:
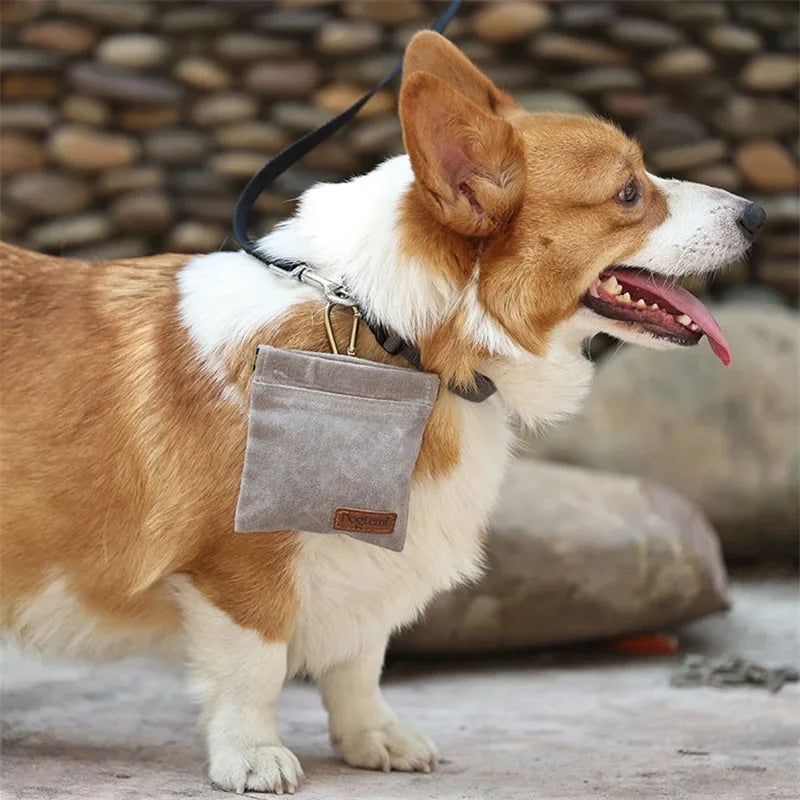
[324,303,361,357]
[297,268,358,307]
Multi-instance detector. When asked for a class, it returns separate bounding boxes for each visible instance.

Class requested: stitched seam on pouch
[251,380,436,409]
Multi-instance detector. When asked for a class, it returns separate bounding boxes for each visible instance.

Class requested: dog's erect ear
[400,71,525,237]
[403,31,517,116]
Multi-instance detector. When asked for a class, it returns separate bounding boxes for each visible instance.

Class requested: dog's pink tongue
[610,270,731,366]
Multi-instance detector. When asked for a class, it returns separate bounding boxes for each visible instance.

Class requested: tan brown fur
[0,243,297,642]
[402,30,517,117]
[395,191,492,396]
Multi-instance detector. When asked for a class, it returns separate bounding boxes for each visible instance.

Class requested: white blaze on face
[627,174,756,278]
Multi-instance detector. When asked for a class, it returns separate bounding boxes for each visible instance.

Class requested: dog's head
[399,32,764,365]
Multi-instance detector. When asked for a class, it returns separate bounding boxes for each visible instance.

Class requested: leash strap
[233,0,497,404]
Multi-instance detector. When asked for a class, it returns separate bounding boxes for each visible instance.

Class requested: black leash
[233,0,497,404]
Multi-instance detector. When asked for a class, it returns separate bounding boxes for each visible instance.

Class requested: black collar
[364,318,497,404]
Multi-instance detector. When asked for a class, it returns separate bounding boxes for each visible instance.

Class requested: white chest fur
[288,396,512,677]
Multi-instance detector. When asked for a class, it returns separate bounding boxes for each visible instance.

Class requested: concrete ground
[1,578,798,800]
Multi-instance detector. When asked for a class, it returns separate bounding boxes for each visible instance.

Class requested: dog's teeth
[650,303,660,311]
[676,314,693,326]
[690,323,700,331]
[600,276,623,295]
[635,298,647,308]
[619,292,632,304]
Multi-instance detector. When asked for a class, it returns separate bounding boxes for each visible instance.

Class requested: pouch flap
[253,346,440,405]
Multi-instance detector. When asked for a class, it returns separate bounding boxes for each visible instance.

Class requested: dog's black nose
[737,202,766,242]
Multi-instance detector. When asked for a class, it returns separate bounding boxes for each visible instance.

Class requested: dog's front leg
[174,577,303,795]
[317,639,438,773]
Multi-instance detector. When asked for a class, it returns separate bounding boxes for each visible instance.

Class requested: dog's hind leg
[172,575,303,795]
[317,639,438,773]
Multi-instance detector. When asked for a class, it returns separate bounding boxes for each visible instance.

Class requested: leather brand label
[333,507,397,535]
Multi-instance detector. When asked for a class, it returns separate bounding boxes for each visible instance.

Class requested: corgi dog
[0,32,764,795]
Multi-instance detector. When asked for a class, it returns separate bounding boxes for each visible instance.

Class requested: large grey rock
[526,307,799,560]
[393,460,729,655]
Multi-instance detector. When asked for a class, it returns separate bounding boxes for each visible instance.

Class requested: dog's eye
[617,179,639,205]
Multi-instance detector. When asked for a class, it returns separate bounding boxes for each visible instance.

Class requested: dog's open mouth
[582,266,731,365]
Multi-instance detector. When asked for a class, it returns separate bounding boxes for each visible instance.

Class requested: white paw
[209,743,304,795]
[334,721,438,773]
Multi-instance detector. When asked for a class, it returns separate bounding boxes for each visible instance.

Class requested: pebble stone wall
[1,0,798,300]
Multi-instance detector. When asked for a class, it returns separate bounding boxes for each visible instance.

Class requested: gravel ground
[1,578,798,800]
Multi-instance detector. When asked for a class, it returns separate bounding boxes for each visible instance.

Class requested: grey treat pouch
[235,346,440,551]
